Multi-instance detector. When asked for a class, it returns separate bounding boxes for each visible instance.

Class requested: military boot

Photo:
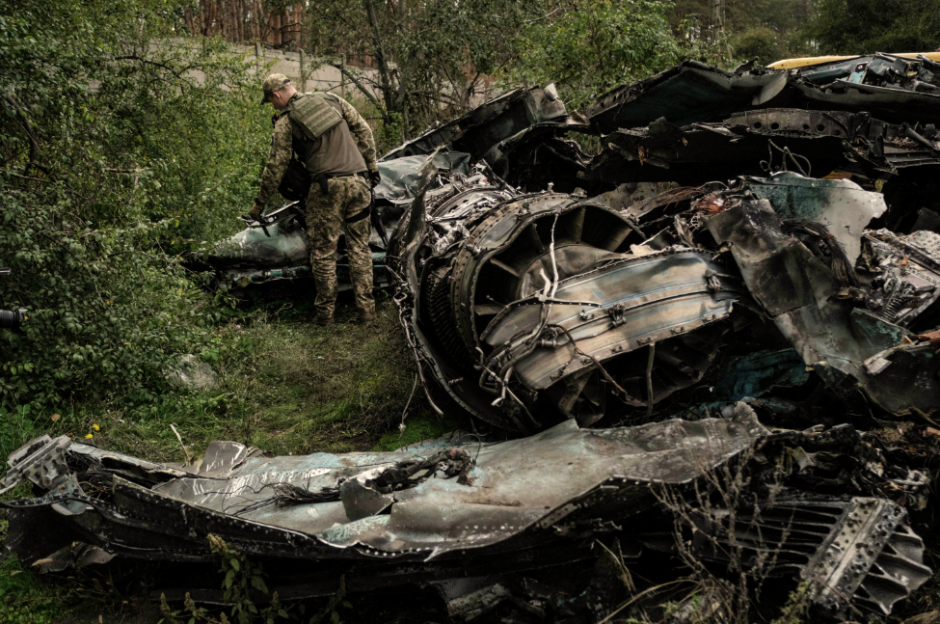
[313,312,335,326]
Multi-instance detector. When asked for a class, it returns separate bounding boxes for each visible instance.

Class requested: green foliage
[373,111,406,158]
[805,0,940,55]
[771,582,810,624]
[374,413,455,451]
[502,0,724,110]
[0,539,64,624]
[0,0,271,409]
[210,535,288,624]
[0,404,40,459]
[158,535,289,624]
[14,302,444,468]
[732,27,784,66]
[305,0,542,131]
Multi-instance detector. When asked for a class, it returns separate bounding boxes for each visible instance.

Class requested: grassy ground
[0,291,459,624]
[0,293,453,463]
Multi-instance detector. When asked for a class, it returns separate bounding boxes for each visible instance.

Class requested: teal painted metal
[712,349,809,401]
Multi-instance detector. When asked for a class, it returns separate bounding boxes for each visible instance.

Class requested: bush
[731,27,783,66]
[0,0,271,409]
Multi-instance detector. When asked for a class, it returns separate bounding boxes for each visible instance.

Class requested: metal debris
[1,404,933,621]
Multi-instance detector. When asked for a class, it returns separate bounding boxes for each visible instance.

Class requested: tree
[304,0,542,134]
[503,0,688,110]
[805,0,940,54]
[0,0,270,408]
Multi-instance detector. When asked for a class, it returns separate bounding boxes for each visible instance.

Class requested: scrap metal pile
[4,54,940,622]
[391,53,940,433]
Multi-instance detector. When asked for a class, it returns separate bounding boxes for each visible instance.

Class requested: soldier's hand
[250,203,264,221]
[369,170,381,189]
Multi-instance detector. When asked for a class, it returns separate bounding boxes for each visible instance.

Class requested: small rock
[165,354,219,391]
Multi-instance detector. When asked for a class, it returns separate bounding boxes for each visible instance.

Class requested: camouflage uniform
[255,80,379,322]
[306,176,374,319]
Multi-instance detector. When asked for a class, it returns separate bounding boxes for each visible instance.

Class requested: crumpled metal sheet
[2,406,933,622]
[745,172,887,263]
[587,61,789,133]
[2,408,768,563]
[587,54,940,134]
[383,84,587,163]
[374,152,472,207]
[584,110,940,187]
[861,229,940,330]
[705,195,940,417]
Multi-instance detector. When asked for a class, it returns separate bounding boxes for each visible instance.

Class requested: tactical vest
[287,93,342,141]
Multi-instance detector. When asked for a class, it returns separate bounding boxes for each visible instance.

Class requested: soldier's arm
[334,96,379,174]
[255,114,293,207]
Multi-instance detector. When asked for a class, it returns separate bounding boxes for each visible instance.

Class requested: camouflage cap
[260,73,292,104]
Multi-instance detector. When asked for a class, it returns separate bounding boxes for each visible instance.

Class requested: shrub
[0,0,271,409]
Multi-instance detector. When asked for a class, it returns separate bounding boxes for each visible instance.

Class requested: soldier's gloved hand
[250,203,264,221]
[369,170,381,189]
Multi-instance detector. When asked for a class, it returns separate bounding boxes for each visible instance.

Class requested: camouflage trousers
[306,174,375,320]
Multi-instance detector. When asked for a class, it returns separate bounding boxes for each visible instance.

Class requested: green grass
[0,297,453,464]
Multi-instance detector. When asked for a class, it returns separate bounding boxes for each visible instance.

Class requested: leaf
[251,575,269,594]
[229,557,240,572]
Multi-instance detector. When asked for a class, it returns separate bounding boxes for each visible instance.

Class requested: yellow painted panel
[768,52,940,70]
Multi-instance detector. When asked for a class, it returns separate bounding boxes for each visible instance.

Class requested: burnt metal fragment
[388,174,743,431]
[1,404,932,621]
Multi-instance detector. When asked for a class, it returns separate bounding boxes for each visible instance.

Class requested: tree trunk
[365,0,398,116]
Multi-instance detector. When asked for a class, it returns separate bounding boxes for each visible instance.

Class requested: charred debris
[5,54,940,623]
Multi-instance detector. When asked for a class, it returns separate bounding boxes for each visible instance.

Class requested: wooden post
[299,49,305,92]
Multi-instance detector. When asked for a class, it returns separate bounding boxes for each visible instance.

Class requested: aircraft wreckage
[5,53,940,622]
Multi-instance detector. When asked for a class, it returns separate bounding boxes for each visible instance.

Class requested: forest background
[0,0,939,621]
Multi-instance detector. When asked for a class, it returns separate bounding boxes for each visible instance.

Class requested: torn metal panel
[795,79,940,125]
[710,348,810,401]
[2,409,767,565]
[188,202,310,271]
[2,406,933,622]
[665,497,932,620]
[587,61,790,133]
[374,152,472,208]
[584,110,940,187]
[587,55,940,135]
[860,229,940,330]
[745,172,887,263]
[382,84,588,163]
[705,195,940,418]
[792,53,940,124]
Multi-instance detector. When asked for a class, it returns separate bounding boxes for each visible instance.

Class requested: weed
[307,576,351,624]
[0,404,40,459]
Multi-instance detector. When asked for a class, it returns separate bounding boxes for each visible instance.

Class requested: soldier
[251,73,379,325]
